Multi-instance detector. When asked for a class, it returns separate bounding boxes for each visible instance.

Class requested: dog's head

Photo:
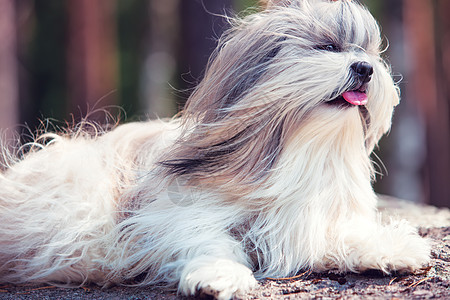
[161,0,399,187]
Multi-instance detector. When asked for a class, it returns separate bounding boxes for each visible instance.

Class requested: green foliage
[116,0,148,118]
[26,0,67,125]
[234,0,260,14]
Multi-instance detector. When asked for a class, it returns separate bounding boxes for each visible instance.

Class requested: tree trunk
[0,0,19,143]
[178,0,233,99]
[66,0,118,123]
[404,0,450,207]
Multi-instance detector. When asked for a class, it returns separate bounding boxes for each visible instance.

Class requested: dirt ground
[1,197,449,299]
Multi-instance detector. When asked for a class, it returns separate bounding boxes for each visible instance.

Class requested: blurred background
[0,0,448,207]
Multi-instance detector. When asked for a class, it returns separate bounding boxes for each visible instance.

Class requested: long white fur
[0,1,430,299]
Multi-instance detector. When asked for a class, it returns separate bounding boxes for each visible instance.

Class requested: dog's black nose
[351,61,373,83]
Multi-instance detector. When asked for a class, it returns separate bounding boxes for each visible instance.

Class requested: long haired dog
[0,0,430,299]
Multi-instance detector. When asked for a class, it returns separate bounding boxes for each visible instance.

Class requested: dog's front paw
[382,227,431,273]
[354,220,431,273]
[179,258,257,300]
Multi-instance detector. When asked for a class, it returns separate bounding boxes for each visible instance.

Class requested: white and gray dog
[0,0,430,299]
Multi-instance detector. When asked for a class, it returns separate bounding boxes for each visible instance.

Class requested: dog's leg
[0,137,118,284]
[112,200,258,299]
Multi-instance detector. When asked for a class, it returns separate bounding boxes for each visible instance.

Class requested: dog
[0,0,430,299]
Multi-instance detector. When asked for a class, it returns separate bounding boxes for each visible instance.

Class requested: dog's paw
[179,258,257,300]
[382,233,431,273]
[354,220,431,273]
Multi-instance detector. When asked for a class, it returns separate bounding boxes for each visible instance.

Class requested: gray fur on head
[160,0,396,186]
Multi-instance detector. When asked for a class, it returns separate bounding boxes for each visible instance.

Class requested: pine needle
[266,270,311,281]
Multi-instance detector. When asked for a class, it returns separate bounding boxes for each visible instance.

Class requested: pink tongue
[342,91,368,106]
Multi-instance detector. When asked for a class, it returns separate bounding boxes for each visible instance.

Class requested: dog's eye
[317,44,339,52]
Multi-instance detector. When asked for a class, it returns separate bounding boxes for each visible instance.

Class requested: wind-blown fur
[0,1,430,299]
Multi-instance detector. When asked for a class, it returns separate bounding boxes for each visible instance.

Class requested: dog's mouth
[328,84,368,108]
